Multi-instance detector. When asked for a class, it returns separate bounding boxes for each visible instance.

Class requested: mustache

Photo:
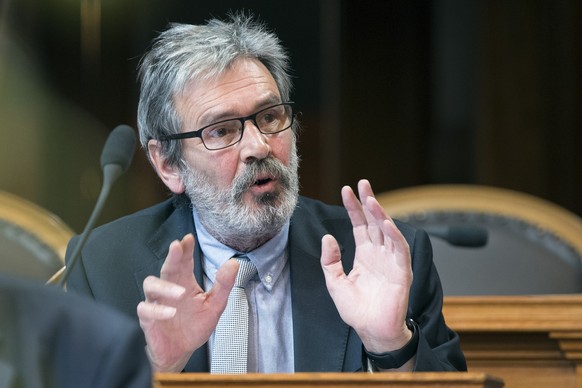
[231,157,290,199]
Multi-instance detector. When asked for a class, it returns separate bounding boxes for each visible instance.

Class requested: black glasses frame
[159,102,295,150]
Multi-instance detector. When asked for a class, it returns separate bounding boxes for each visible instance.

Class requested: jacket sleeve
[407,228,467,371]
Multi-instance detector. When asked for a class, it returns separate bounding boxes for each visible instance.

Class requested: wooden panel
[467,361,576,388]
[154,372,503,388]
[443,295,582,331]
[443,295,582,388]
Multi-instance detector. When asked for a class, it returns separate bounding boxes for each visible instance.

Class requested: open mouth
[254,177,273,186]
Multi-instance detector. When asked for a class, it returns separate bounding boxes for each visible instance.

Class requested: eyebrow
[198,95,282,126]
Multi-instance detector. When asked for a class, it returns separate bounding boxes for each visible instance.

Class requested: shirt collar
[193,208,289,292]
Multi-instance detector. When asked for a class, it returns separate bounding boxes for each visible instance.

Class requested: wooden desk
[444,295,582,388]
[154,372,503,388]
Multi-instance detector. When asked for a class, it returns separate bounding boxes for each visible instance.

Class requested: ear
[147,140,185,194]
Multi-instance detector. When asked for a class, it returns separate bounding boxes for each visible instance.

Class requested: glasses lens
[256,104,292,134]
[201,120,242,150]
[198,104,293,150]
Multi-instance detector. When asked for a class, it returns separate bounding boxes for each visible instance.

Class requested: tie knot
[235,256,257,288]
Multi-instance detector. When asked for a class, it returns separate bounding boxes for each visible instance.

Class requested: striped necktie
[211,256,257,374]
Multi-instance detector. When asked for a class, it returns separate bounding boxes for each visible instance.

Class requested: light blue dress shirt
[193,210,295,373]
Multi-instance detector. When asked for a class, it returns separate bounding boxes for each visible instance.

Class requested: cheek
[193,152,240,187]
[270,135,294,166]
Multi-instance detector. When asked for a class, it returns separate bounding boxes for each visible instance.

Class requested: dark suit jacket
[66,195,466,372]
[0,274,151,388]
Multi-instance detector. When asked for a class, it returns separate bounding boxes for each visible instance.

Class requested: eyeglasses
[159,102,294,150]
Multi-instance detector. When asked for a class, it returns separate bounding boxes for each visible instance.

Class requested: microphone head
[100,125,137,172]
[446,226,489,248]
[424,225,489,248]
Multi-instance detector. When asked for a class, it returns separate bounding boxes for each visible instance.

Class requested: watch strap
[365,319,419,370]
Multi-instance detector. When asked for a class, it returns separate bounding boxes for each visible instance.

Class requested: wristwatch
[365,319,419,370]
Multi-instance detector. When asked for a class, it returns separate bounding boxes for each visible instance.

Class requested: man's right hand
[136,233,239,372]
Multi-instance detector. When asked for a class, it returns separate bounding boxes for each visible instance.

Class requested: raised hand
[320,179,413,354]
[136,233,239,372]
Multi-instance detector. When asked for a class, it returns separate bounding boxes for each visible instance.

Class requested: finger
[381,219,411,271]
[363,190,399,243]
[360,180,395,224]
[341,185,371,245]
[360,192,411,270]
[359,179,394,223]
[137,300,177,323]
[357,179,375,199]
[160,234,196,287]
[358,180,383,245]
[143,275,186,303]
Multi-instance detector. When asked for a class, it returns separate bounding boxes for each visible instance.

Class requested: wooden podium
[443,295,582,388]
[152,294,582,387]
[154,372,503,387]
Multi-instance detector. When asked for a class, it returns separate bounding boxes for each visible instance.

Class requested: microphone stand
[57,164,123,288]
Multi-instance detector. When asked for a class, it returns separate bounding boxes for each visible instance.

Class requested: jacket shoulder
[89,195,188,240]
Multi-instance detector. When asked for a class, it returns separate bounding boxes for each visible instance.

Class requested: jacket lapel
[288,200,352,372]
[188,237,208,371]
[132,197,210,371]
[133,199,195,297]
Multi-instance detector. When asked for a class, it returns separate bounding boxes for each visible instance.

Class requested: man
[66,13,466,374]
[0,274,151,388]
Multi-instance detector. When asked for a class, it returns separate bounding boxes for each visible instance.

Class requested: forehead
[175,58,281,127]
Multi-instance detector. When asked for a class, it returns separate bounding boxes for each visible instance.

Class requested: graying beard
[181,150,299,251]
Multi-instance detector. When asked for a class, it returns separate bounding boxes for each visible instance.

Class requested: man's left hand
[320,179,414,359]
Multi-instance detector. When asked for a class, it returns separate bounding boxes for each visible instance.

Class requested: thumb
[320,234,345,285]
[208,259,239,307]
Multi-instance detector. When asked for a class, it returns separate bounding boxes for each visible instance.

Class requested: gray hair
[137,12,294,167]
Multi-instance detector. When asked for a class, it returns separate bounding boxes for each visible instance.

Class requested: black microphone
[57,125,136,287]
[424,225,488,248]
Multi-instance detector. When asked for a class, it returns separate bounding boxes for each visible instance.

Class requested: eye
[258,107,284,128]
[204,122,239,139]
[262,112,277,124]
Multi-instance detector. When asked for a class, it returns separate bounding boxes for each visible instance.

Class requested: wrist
[146,345,191,373]
[365,319,419,370]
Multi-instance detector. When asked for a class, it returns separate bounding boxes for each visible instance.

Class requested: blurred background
[1,0,580,234]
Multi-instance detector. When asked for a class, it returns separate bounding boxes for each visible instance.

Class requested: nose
[239,120,270,162]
